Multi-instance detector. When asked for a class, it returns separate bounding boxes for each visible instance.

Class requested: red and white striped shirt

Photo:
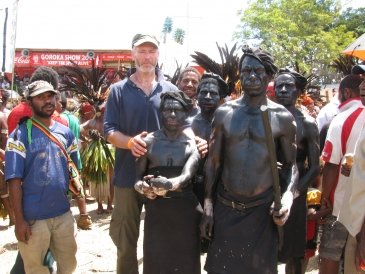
[322,98,365,216]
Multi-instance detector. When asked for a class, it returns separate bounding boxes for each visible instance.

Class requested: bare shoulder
[302,112,317,126]
[213,98,241,122]
[267,100,294,121]
[144,131,159,146]
[302,113,319,136]
[294,108,318,132]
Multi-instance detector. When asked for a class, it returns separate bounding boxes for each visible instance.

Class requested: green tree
[236,0,355,84]
[162,17,173,44]
[173,28,185,45]
[335,7,365,37]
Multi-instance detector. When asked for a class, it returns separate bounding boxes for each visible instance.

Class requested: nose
[279,85,287,93]
[204,92,212,99]
[249,69,257,80]
[187,80,193,87]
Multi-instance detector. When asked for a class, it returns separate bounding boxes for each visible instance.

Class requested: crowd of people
[0,32,365,274]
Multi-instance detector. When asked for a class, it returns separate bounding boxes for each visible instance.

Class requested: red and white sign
[14,50,132,67]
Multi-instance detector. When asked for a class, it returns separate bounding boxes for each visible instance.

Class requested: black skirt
[278,193,307,262]
[205,188,278,274]
[143,166,202,274]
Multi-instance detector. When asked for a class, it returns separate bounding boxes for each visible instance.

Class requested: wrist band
[0,193,9,199]
[127,138,133,150]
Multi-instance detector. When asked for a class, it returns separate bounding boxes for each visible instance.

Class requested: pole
[1,0,20,92]
[260,104,283,250]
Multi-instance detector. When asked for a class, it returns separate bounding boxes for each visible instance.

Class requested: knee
[0,181,9,198]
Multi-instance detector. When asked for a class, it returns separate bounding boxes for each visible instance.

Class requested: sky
[14,0,245,72]
[12,0,365,73]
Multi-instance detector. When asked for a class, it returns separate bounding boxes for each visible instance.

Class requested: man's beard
[32,105,54,118]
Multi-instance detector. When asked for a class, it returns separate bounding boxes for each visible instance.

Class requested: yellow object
[307,188,321,206]
[127,137,134,150]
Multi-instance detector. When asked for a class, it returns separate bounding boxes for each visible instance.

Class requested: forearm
[170,152,200,189]
[106,131,131,149]
[1,131,8,151]
[297,127,320,193]
[282,163,299,195]
[297,165,320,194]
[204,156,220,201]
[321,162,339,204]
[9,179,25,223]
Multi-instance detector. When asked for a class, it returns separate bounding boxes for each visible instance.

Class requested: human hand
[195,136,208,158]
[200,199,214,240]
[272,192,293,226]
[135,177,157,199]
[15,219,32,244]
[89,129,101,141]
[307,206,331,221]
[314,198,332,224]
[149,177,173,190]
[148,176,173,196]
[128,131,148,157]
[340,163,352,177]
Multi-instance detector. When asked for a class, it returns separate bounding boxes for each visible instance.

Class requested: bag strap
[29,118,70,160]
[28,117,84,198]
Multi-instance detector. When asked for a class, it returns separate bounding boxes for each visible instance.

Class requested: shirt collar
[338,98,362,113]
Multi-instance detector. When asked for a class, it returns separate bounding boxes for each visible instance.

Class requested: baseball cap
[132,34,159,48]
[352,64,365,75]
[24,80,57,98]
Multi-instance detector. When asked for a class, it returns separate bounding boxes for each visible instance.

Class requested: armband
[127,138,134,150]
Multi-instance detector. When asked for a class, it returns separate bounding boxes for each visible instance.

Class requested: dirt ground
[0,199,319,274]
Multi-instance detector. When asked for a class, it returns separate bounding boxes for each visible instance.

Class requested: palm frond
[330,55,357,76]
[190,51,222,75]
[191,43,240,95]
[59,59,117,106]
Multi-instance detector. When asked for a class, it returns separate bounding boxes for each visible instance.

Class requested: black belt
[217,194,269,211]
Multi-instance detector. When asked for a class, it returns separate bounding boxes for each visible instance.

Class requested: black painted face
[275,74,299,107]
[161,98,187,131]
[240,56,270,97]
[197,82,220,113]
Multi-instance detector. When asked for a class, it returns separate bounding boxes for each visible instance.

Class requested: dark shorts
[319,215,348,261]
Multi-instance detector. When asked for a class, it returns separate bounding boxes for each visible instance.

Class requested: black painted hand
[149,177,173,190]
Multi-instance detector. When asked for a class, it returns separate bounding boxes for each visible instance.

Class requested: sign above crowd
[14,50,132,67]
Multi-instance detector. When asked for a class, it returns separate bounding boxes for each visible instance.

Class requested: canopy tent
[342,33,365,61]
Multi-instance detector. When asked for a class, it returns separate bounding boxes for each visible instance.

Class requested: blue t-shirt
[104,78,178,188]
[5,120,79,221]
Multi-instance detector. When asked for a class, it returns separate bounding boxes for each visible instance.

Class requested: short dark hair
[160,91,193,113]
[177,67,202,83]
[275,68,308,93]
[30,66,59,89]
[339,74,363,94]
[198,73,229,98]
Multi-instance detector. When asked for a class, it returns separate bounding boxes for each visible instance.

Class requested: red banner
[14,50,132,67]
